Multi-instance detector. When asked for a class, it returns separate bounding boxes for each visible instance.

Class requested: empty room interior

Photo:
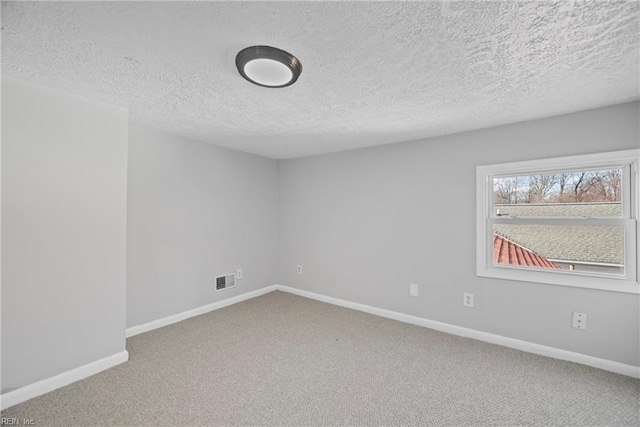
[1,1,640,426]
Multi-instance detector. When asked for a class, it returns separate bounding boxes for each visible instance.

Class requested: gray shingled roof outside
[494,203,621,218]
[493,203,623,265]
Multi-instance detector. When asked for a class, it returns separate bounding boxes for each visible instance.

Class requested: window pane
[492,168,622,218]
[493,224,624,276]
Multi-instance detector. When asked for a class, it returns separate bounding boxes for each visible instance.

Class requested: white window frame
[476,149,639,294]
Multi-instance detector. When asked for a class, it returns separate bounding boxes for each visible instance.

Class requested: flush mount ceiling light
[236,46,302,88]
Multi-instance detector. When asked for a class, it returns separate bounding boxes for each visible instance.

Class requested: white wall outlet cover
[297,265,302,274]
[572,312,588,330]
[236,269,243,280]
[409,283,419,297]
[463,293,474,307]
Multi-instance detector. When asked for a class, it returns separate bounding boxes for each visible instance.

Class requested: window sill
[477,266,640,294]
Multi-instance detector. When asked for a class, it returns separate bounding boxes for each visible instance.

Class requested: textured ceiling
[2,1,639,159]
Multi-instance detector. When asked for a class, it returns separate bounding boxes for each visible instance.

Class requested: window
[476,149,639,293]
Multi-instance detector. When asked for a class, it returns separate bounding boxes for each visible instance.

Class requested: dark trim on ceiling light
[235,45,302,88]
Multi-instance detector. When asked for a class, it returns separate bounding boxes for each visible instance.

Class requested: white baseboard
[126,285,279,338]
[274,285,640,379]
[0,350,129,410]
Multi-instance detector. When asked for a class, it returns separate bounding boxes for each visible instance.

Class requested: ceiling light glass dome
[236,46,302,88]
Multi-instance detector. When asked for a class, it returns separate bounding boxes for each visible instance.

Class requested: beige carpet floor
[2,290,639,426]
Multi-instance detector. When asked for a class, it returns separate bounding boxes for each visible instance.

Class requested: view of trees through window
[491,168,624,275]
[493,168,622,206]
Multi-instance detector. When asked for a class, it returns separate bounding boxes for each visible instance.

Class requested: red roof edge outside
[493,233,562,270]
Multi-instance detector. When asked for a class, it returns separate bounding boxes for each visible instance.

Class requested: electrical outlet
[297,265,302,274]
[572,312,587,330]
[409,283,419,297]
[463,293,474,308]
[236,269,243,280]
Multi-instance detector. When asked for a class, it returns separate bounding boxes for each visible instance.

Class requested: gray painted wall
[1,78,128,390]
[278,102,640,366]
[126,127,279,328]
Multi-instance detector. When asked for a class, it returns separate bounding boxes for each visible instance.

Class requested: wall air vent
[215,273,236,291]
